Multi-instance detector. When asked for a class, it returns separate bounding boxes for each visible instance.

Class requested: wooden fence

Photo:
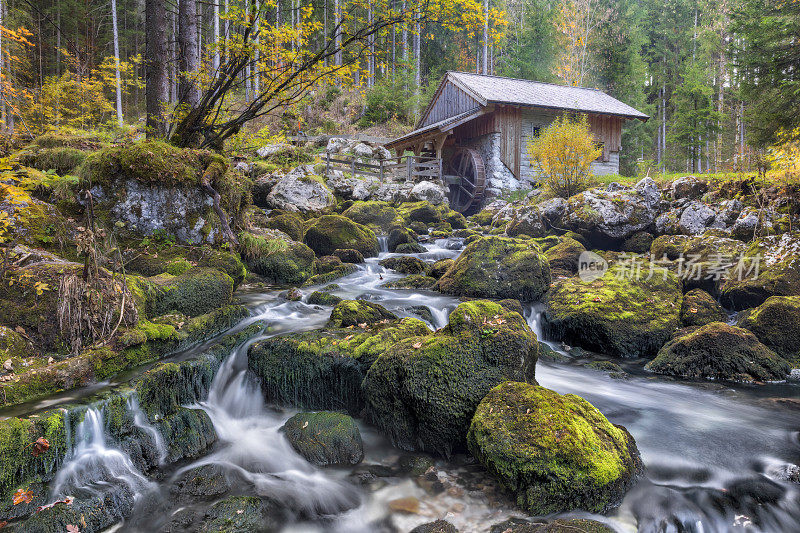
[325,152,443,182]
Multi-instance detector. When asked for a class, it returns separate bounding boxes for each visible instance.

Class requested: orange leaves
[31,437,50,458]
[13,488,34,506]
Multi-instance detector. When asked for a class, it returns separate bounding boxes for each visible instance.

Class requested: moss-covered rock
[307,290,343,306]
[397,201,446,224]
[0,326,29,361]
[199,495,282,533]
[545,236,586,275]
[622,231,654,254]
[328,300,398,327]
[388,226,417,253]
[363,301,538,456]
[737,296,800,364]
[303,214,379,257]
[411,520,459,533]
[435,236,550,301]
[264,211,305,241]
[145,267,234,317]
[379,256,428,275]
[18,145,87,174]
[645,322,790,382]
[429,258,454,279]
[300,263,358,286]
[720,256,800,310]
[467,382,643,515]
[80,140,251,245]
[382,274,437,289]
[282,411,364,466]
[332,248,365,263]
[238,230,315,285]
[248,318,430,413]
[396,242,427,254]
[680,288,728,327]
[543,264,682,358]
[342,201,402,232]
[0,183,71,249]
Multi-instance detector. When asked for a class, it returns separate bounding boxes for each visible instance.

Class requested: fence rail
[325,153,443,182]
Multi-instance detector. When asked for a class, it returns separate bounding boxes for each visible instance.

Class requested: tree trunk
[254,0,260,96]
[111,0,124,127]
[178,0,201,108]
[145,0,170,137]
[482,0,488,75]
[334,0,341,67]
[214,0,220,71]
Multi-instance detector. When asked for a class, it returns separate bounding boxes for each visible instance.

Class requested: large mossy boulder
[143,267,234,317]
[379,256,428,275]
[303,215,379,257]
[248,317,430,413]
[80,140,250,244]
[680,288,728,327]
[199,495,283,533]
[434,236,551,301]
[544,236,586,275]
[327,300,398,327]
[467,382,643,516]
[342,201,402,232]
[263,211,305,241]
[738,296,800,364]
[363,301,538,456]
[125,246,246,287]
[238,230,315,285]
[719,255,800,310]
[645,322,790,382]
[543,264,682,358]
[282,411,364,466]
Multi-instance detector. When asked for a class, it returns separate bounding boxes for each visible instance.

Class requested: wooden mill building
[386,72,649,211]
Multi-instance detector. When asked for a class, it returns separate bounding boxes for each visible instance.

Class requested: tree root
[200,174,239,245]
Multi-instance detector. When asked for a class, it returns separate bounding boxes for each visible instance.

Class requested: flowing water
[31,238,800,531]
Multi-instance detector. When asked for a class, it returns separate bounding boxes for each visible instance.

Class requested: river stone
[379,256,428,275]
[467,382,643,515]
[363,300,538,456]
[411,181,448,205]
[304,215,380,257]
[680,288,728,327]
[266,165,336,215]
[199,496,283,533]
[645,322,790,382]
[679,201,716,235]
[172,464,231,500]
[283,411,364,466]
[671,176,708,200]
[342,201,402,232]
[543,264,682,358]
[737,295,800,364]
[434,236,551,301]
[561,177,662,245]
[505,204,546,238]
[328,300,398,327]
[238,230,316,285]
[411,520,459,533]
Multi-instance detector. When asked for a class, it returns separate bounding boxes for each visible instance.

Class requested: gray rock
[411,181,448,205]
[731,206,772,240]
[266,165,336,214]
[671,176,708,200]
[679,201,716,235]
[256,142,292,158]
[712,199,744,228]
[538,197,568,223]
[325,137,349,153]
[656,207,682,235]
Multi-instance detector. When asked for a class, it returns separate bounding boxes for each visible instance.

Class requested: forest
[2,0,799,175]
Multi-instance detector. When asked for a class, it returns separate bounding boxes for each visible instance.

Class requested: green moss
[467,382,642,515]
[0,326,29,359]
[308,290,343,306]
[382,274,437,289]
[645,322,790,382]
[328,300,398,327]
[435,236,551,301]
[238,230,315,285]
[300,264,358,286]
[543,264,682,358]
[680,289,728,327]
[342,201,402,232]
[0,183,70,249]
[303,215,379,257]
[738,296,800,364]
[264,211,305,241]
[429,258,454,279]
[545,236,586,275]
[363,301,538,456]
[720,256,800,310]
[395,242,427,254]
[282,411,363,466]
[379,256,428,275]
[200,496,275,533]
[397,201,448,224]
[148,267,234,317]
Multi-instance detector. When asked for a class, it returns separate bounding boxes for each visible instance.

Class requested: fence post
[406,156,412,181]
[326,152,330,177]
[351,158,356,178]
[379,159,385,182]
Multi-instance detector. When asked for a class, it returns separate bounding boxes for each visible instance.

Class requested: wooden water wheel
[444,147,486,213]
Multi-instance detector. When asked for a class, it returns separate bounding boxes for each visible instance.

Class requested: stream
[18,239,800,532]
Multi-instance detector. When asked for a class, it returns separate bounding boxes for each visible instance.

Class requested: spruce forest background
[1,0,798,176]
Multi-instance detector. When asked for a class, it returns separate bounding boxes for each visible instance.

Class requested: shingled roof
[434,71,649,122]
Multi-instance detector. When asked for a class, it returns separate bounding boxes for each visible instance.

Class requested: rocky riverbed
[0,134,799,532]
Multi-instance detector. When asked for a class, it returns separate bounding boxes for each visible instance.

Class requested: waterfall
[127,396,168,465]
[377,235,389,253]
[50,408,153,500]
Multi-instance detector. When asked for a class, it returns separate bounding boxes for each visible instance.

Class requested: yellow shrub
[527,115,601,198]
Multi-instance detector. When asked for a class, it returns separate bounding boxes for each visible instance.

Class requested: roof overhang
[493,101,649,121]
[386,107,488,152]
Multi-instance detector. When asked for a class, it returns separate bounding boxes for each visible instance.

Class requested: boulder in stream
[467,381,643,515]
[282,411,364,466]
[737,295,800,364]
[303,214,380,257]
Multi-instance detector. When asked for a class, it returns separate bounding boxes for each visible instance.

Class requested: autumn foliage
[527,114,601,198]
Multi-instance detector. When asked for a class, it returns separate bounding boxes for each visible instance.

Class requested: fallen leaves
[36,496,74,513]
[13,488,34,506]
[66,525,80,533]
[31,437,50,457]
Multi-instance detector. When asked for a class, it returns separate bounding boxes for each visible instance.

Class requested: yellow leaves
[33,281,50,296]
[12,488,34,506]
[766,127,800,174]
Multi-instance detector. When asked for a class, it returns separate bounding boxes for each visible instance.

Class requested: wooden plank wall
[589,114,623,162]
[498,107,521,178]
[421,81,481,128]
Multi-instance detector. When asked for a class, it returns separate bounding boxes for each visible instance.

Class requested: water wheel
[444,147,486,214]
